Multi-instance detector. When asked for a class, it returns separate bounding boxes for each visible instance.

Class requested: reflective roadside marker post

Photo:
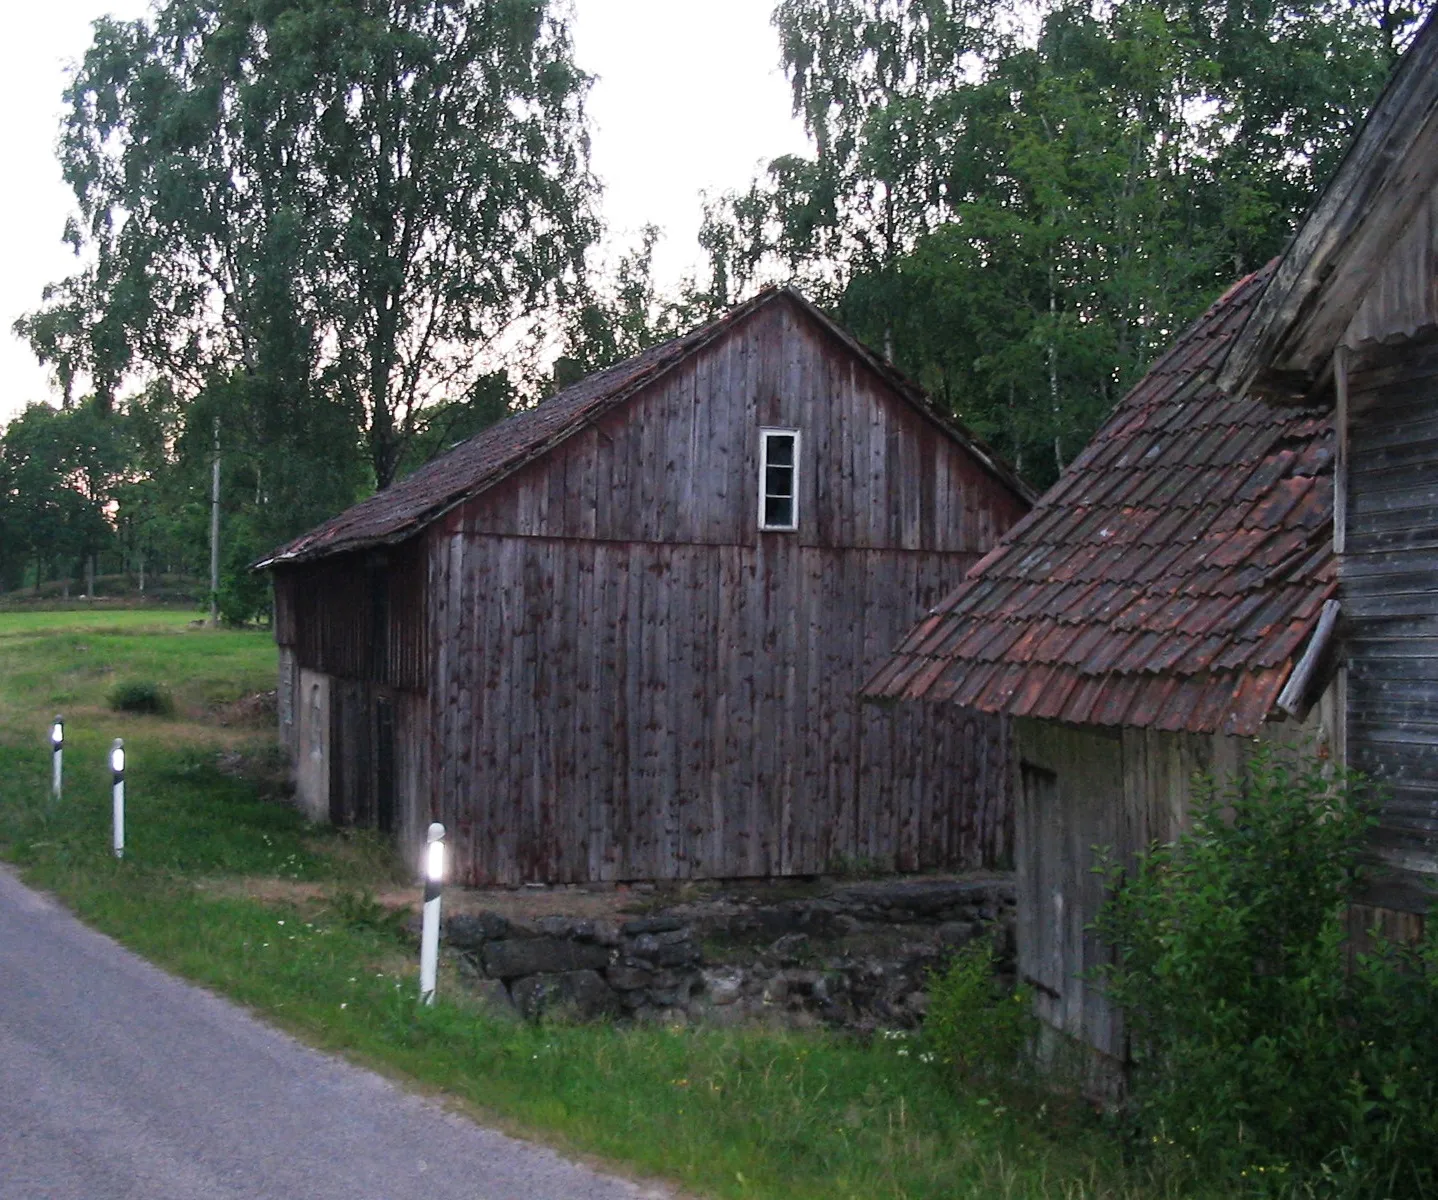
[419,822,445,1005]
[110,739,126,860]
[50,716,64,802]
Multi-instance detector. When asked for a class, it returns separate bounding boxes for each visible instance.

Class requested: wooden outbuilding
[1221,9,1438,928]
[259,287,1032,885]
[865,263,1340,1081]
[866,12,1438,1080]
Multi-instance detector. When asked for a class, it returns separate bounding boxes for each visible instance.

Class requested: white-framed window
[758,428,800,531]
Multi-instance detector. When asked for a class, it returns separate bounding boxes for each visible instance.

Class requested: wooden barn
[258,287,1032,885]
[1221,9,1438,929]
[865,262,1340,1080]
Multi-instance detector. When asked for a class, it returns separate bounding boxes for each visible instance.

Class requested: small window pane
[764,495,794,528]
[765,435,794,466]
[759,428,799,530]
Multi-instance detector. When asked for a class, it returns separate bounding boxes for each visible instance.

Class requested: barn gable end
[267,288,1029,884]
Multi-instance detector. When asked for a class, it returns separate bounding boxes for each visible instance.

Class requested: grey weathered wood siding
[1342,333,1438,909]
[455,301,1022,552]
[428,534,1009,882]
[272,542,428,691]
[1014,698,1334,1073]
[423,297,1024,883]
[275,543,430,846]
[1343,186,1438,352]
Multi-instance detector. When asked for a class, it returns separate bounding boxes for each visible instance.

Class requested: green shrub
[924,940,1033,1083]
[107,679,174,715]
[1095,750,1438,1198]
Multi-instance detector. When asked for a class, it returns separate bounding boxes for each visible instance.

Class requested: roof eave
[1219,14,1438,396]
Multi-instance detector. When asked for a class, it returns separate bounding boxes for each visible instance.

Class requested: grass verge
[0,610,1198,1199]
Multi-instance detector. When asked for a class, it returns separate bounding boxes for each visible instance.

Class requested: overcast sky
[0,0,809,422]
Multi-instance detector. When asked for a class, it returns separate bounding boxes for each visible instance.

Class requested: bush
[1095,750,1438,1197]
[108,679,174,716]
[924,940,1033,1083]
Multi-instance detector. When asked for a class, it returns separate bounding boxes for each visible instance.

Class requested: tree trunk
[1049,278,1064,475]
[210,418,221,628]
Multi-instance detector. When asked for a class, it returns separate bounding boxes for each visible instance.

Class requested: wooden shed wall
[428,533,1009,883]
[274,543,430,853]
[1342,332,1438,909]
[1013,696,1334,1073]
[1343,185,1438,353]
[273,541,428,691]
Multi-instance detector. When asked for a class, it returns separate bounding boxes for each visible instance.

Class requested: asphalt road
[0,867,668,1200]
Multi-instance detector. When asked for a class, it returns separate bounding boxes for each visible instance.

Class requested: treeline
[1,0,1425,613]
[699,0,1423,487]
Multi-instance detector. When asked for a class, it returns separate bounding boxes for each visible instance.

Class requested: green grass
[0,608,1202,1199]
[0,606,198,631]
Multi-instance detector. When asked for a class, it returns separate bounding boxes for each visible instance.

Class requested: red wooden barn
[259,287,1032,884]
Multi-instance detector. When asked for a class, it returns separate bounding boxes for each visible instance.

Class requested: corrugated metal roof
[864,264,1337,737]
[257,287,1033,569]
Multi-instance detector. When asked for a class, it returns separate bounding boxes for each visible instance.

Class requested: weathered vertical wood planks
[274,292,1027,883]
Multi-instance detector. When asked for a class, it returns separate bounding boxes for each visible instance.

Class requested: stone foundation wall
[437,876,1016,1031]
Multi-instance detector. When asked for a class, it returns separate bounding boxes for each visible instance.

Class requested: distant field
[0,608,277,737]
[0,606,196,632]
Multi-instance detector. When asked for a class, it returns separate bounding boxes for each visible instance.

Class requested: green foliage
[107,679,175,716]
[0,399,126,590]
[924,941,1034,1083]
[704,0,1422,487]
[215,531,274,627]
[20,0,599,491]
[1095,751,1438,1197]
[559,226,721,375]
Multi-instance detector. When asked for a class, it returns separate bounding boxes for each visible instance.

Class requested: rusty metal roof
[864,265,1337,736]
[258,287,1032,569]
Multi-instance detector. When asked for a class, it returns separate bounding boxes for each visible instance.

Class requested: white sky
[0,0,809,422]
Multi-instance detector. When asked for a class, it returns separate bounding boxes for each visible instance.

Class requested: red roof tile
[862,263,1336,736]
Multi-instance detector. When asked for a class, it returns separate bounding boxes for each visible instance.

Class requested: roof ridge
[258,286,1029,568]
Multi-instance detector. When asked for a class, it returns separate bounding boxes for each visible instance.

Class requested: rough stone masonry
[430,875,1016,1031]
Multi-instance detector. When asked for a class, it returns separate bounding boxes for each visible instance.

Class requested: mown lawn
[0,608,1203,1200]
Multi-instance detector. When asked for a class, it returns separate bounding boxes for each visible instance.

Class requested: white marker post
[419,822,446,1005]
[50,716,64,802]
[110,739,126,860]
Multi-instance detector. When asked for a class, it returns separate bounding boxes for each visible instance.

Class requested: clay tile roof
[257,288,1032,569]
[863,262,1336,736]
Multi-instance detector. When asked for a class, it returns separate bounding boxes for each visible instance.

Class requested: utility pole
[209,418,221,628]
